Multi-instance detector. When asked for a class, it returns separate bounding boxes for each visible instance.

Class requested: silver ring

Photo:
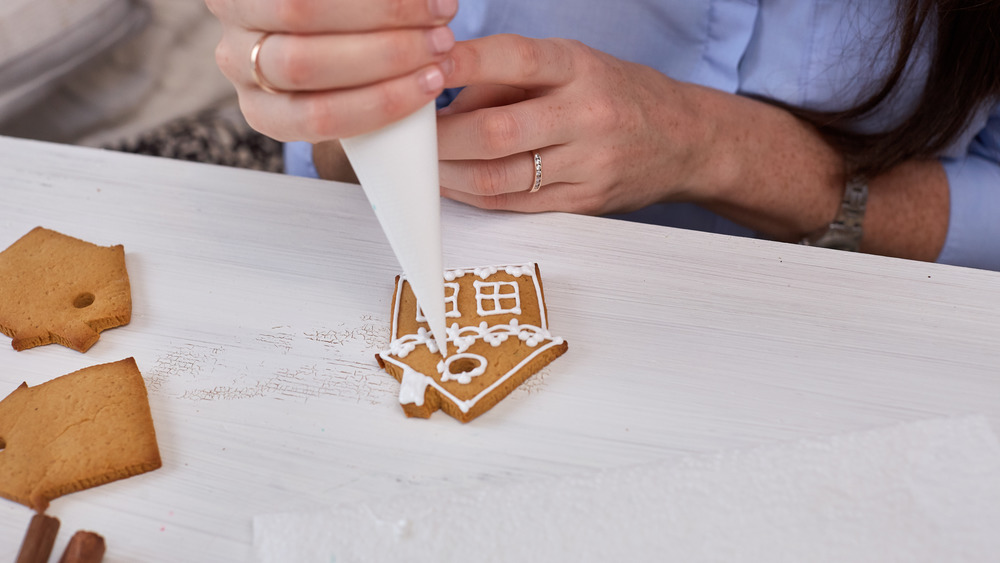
[529,152,542,193]
[250,33,282,94]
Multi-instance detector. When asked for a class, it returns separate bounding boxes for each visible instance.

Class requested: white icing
[502,265,535,278]
[391,320,555,357]
[437,353,488,384]
[381,338,563,414]
[473,280,521,316]
[416,282,461,322]
[397,364,432,406]
[438,264,535,282]
[393,327,440,356]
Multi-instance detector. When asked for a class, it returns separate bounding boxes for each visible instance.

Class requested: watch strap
[800,175,868,251]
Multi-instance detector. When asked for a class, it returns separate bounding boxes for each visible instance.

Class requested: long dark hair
[779,1,1000,178]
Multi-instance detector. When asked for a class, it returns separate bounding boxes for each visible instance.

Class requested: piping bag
[341,101,449,357]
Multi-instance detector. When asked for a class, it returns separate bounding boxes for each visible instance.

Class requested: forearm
[688,84,948,262]
[312,68,950,262]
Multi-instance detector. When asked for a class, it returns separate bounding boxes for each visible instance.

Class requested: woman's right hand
[207,0,457,142]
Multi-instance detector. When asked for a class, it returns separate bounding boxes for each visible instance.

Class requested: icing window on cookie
[415,282,461,322]
[474,281,520,316]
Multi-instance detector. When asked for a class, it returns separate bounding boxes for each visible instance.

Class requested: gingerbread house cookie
[377,264,568,423]
[0,358,161,511]
[0,227,131,352]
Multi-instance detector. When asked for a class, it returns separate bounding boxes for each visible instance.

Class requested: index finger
[445,35,578,90]
[220,0,458,34]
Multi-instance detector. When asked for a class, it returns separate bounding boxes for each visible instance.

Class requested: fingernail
[439,56,454,77]
[427,27,454,55]
[429,0,458,19]
[420,66,444,93]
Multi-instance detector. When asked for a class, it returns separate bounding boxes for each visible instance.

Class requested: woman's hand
[437,34,721,215]
[207,0,458,142]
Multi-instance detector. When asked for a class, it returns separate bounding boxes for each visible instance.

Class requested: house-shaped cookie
[0,227,131,352]
[0,357,161,511]
[377,264,568,423]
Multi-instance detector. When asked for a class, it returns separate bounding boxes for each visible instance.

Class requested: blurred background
[0,0,283,172]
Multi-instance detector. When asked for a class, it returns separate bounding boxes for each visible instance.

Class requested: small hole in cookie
[73,292,96,308]
[449,358,480,374]
[0,437,5,452]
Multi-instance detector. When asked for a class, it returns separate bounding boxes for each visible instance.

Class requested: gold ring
[250,33,282,94]
[529,152,542,193]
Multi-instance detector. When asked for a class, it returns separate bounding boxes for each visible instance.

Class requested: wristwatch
[800,175,868,251]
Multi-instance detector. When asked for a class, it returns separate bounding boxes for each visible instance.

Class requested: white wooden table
[1,136,998,561]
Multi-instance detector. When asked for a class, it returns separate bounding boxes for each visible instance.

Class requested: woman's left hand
[438,34,719,215]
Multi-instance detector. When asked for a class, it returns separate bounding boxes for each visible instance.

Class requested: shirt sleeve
[283,141,318,178]
[938,103,1000,271]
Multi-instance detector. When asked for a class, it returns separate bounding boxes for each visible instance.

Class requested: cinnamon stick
[59,530,106,563]
[16,513,60,563]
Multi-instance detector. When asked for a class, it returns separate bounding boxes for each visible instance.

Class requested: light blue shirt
[286,0,1000,271]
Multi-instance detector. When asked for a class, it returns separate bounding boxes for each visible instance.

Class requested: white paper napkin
[254,415,1000,562]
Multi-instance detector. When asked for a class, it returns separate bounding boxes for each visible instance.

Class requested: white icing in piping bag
[341,101,449,357]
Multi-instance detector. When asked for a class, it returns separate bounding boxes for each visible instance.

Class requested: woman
[208,0,1000,270]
